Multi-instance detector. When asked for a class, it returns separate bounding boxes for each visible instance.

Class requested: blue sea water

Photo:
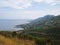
[0,19,30,31]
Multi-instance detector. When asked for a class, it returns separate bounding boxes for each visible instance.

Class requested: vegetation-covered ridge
[15,15,60,45]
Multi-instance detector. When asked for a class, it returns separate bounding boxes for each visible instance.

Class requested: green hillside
[15,15,60,45]
[16,15,60,33]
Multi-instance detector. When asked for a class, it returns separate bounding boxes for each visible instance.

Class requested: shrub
[12,31,17,37]
[34,37,46,45]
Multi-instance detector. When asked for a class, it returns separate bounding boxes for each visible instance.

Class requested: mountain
[17,15,60,30]
[15,15,60,31]
[30,15,59,28]
[31,15,54,23]
[15,15,60,40]
[29,15,60,35]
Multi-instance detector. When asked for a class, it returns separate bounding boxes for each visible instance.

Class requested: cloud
[33,0,60,5]
[45,0,60,5]
[0,0,32,9]
[33,0,43,2]
[0,0,60,9]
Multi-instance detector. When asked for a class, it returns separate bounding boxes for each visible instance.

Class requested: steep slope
[29,15,60,30]
[15,15,60,40]
[15,15,60,45]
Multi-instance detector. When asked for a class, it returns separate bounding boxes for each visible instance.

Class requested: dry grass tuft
[0,35,35,45]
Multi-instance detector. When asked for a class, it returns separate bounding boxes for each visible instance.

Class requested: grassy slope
[0,35,35,45]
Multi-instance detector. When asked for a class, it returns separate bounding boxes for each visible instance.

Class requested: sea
[0,19,31,31]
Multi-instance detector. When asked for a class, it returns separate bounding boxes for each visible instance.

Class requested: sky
[0,0,60,19]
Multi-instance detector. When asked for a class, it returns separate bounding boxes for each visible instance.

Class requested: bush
[34,37,46,45]
[12,31,17,37]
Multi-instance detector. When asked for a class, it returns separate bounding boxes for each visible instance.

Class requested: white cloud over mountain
[0,0,60,9]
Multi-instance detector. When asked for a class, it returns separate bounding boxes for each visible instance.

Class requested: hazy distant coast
[0,19,31,30]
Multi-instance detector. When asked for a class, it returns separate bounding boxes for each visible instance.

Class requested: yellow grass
[0,35,35,45]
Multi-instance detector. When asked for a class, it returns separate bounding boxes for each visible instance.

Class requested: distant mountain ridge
[16,15,60,28]
[30,15,55,24]
[15,15,60,35]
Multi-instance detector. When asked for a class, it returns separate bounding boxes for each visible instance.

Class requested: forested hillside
[15,15,60,45]
[16,15,60,33]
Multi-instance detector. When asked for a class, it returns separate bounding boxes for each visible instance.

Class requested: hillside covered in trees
[15,15,60,45]
[16,15,60,33]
